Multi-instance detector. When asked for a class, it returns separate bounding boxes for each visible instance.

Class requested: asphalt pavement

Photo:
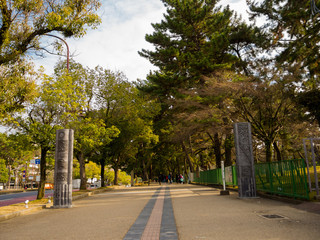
[0,184,320,240]
[0,190,54,207]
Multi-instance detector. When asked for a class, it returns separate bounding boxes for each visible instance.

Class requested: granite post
[234,122,257,198]
[53,129,74,208]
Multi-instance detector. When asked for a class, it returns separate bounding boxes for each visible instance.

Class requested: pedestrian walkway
[124,186,178,240]
[1,183,320,240]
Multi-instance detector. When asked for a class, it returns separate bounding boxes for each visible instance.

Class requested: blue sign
[35,159,41,164]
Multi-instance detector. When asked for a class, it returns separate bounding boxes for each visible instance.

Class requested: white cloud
[34,0,166,81]
[33,0,253,81]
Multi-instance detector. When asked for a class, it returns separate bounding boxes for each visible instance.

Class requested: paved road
[0,190,54,207]
[0,184,320,240]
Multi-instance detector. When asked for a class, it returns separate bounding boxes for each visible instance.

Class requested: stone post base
[220,190,230,195]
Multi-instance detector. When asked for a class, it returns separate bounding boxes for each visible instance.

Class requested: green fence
[193,159,309,200]
[255,159,309,200]
[193,166,237,186]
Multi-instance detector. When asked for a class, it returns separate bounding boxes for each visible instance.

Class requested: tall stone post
[234,122,257,198]
[53,129,74,208]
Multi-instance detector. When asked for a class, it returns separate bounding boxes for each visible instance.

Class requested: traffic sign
[35,159,40,164]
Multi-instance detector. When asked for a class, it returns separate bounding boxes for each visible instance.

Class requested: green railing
[193,166,237,186]
[193,159,309,200]
[255,159,309,200]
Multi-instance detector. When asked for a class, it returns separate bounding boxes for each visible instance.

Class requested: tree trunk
[181,141,194,172]
[142,157,149,181]
[131,170,134,186]
[14,170,19,188]
[213,133,222,168]
[224,134,233,167]
[100,158,105,187]
[114,164,119,185]
[37,147,48,199]
[273,142,282,161]
[149,163,153,182]
[7,165,11,189]
[265,140,272,162]
[78,152,87,190]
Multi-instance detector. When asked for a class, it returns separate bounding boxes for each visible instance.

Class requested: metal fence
[193,166,237,187]
[255,159,309,200]
[193,159,309,200]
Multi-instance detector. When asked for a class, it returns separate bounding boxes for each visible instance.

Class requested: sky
[33,0,250,82]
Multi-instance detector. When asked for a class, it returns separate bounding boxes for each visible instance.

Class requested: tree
[0,132,34,188]
[233,67,302,162]
[72,116,119,190]
[247,1,319,80]
[13,65,88,199]
[0,59,37,121]
[57,62,121,189]
[85,161,100,180]
[140,0,261,95]
[0,0,101,65]
[138,0,262,172]
[0,159,8,184]
[247,0,320,126]
[94,67,159,185]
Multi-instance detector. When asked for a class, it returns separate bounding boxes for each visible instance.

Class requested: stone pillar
[53,129,74,208]
[234,122,257,198]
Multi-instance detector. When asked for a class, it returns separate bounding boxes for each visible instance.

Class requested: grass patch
[72,190,91,196]
[0,198,50,216]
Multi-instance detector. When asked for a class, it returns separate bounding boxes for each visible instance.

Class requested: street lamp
[44,34,70,71]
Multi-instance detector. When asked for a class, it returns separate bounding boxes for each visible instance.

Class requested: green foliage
[0,132,34,185]
[140,0,259,97]
[105,169,114,184]
[73,159,80,179]
[0,0,101,65]
[94,66,160,180]
[0,59,37,121]
[297,89,320,127]
[0,133,34,167]
[0,159,8,183]
[118,171,131,185]
[85,161,100,180]
[104,168,131,185]
[247,0,320,85]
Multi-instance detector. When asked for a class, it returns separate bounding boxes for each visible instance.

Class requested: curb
[0,188,109,222]
[0,205,46,222]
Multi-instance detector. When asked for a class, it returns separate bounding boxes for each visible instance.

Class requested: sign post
[220,161,230,195]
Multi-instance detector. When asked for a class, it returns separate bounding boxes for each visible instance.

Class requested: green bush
[105,168,131,185]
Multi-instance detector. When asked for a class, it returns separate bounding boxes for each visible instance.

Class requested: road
[0,190,54,207]
[1,184,320,239]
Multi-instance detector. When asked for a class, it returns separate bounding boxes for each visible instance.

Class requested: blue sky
[33,0,249,81]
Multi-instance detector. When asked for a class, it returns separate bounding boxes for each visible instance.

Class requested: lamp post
[44,34,70,71]
[43,34,73,208]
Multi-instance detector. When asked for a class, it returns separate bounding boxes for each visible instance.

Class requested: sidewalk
[0,183,320,240]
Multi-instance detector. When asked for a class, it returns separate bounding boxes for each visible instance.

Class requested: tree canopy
[0,0,101,65]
